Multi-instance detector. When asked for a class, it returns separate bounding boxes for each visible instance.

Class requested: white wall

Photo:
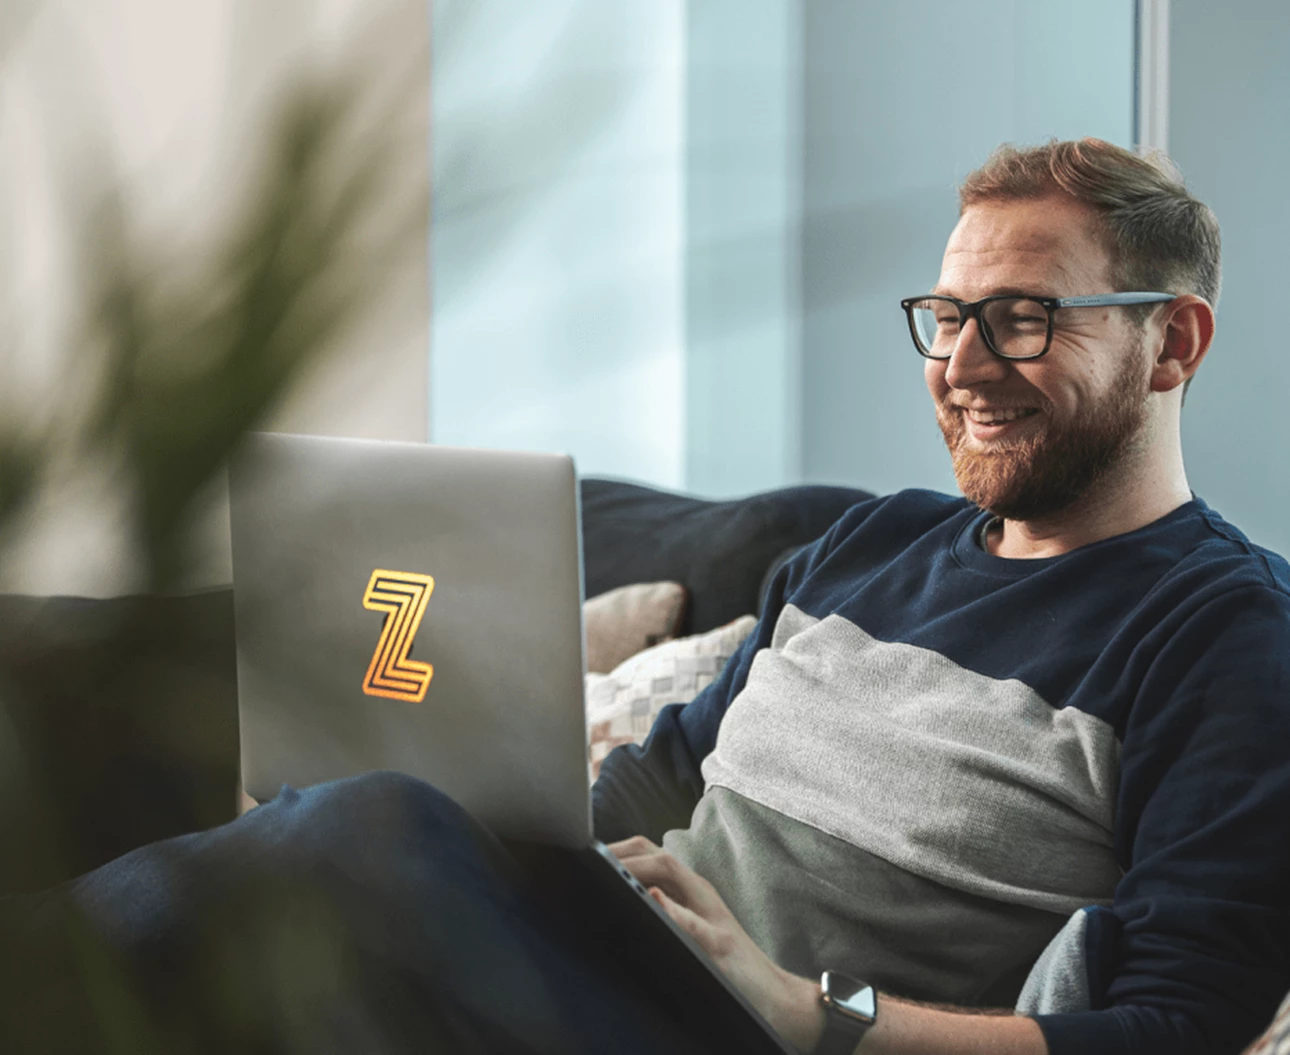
[0,0,430,596]
[684,0,802,497]
[1169,0,1290,558]
[431,0,1133,502]
[430,0,685,489]
[799,0,1136,496]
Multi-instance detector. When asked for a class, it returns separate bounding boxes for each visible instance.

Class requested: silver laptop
[230,431,589,846]
[229,431,793,1053]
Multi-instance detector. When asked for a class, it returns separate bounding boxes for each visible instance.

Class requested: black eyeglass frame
[899,292,1177,361]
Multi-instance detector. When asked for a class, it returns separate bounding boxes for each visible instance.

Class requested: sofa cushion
[583,581,688,674]
[586,614,758,779]
[1244,988,1290,1054]
[580,479,875,635]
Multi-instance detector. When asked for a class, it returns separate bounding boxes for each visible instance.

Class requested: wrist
[768,970,827,1054]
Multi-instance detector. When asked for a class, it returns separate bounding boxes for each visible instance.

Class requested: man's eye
[934,313,960,329]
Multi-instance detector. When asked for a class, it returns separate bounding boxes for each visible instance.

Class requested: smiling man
[596,140,1290,1055]
[919,169,1213,552]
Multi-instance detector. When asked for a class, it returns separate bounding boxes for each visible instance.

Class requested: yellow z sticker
[361,569,435,703]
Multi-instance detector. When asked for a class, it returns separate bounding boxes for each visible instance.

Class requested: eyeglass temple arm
[1054,292,1176,308]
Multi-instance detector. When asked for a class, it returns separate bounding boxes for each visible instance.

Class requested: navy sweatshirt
[593,490,1290,1055]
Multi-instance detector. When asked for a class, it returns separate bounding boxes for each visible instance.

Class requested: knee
[313,770,463,825]
[262,771,493,879]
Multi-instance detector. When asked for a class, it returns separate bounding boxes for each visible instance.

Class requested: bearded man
[596,139,1290,1055]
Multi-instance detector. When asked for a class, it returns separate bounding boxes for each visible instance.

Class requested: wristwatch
[811,970,877,1055]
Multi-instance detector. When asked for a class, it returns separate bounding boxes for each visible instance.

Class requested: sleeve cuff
[1034,1012,1132,1055]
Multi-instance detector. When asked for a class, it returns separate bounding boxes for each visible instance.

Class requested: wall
[429,0,800,500]
[799,0,1135,497]
[684,0,802,497]
[9,0,1273,594]
[1169,0,1290,557]
[0,0,430,596]
[428,0,1141,507]
[430,0,685,488]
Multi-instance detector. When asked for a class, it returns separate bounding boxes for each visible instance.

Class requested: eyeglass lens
[909,297,1050,359]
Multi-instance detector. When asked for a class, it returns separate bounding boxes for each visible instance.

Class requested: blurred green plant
[0,37,429,1051]
[88,83,412,588]
[0,3,634,1047]
[0,44,425,863]
[0,79,418,591]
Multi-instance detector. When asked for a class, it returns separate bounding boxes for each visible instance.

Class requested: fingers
[609,837,696,904]
[650,886,691,925]
[607,835,662,861]
[650,886,709,940]
[621,847,686,892]
[650,887,735,964]
[608,835,728,924]
[622,849,722,918]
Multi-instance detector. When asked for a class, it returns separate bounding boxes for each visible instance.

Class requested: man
[595,138,1290,1054]
[4,139,1287,1055]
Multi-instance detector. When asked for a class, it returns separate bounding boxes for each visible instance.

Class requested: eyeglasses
[899,292,1176,361]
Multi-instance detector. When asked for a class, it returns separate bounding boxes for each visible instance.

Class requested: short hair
[959,139,1222,317]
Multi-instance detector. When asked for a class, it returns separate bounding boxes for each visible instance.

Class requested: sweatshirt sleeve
[591,499,880,843]
[1036,583,1290,1055]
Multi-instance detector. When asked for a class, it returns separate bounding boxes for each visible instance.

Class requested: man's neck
[985,448,1193,560]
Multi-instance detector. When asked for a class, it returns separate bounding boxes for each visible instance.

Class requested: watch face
[822,972,877,1025]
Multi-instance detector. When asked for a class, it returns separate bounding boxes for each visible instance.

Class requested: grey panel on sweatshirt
[665,789,1071,1006]
[696,604,1122,915]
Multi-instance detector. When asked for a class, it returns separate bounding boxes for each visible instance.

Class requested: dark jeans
[0,772,710,1055]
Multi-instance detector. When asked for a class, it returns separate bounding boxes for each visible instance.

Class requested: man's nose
[943,317,1011,389]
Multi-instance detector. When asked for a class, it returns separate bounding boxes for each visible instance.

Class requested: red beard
[936,344,1150,522]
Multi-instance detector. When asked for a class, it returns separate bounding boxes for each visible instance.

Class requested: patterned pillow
[583,581,688,674]
[586,614,757,778]
[1244,989,1290,1055]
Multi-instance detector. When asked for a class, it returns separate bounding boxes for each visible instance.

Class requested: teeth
[967,408,1035,424]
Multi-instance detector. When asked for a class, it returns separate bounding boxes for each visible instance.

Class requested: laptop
[229,432,794,1054]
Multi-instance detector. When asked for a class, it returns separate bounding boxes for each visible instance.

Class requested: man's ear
[1149,295,1215,393]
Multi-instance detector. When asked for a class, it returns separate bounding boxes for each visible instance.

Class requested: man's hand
[608,837,1050,1055]
[608,836,825,1051]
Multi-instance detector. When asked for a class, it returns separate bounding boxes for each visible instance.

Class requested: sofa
[0,476,873,894]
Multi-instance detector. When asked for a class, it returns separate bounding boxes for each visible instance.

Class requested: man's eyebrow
[928,286,1058,299]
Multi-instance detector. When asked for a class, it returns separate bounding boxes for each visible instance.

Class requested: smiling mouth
[964,407,1040,425]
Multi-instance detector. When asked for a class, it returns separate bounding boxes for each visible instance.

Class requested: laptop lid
[229,432,590,848]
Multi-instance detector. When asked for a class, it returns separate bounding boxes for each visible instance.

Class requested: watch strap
[813,1024,868,1055]
[812,972,876,1055]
